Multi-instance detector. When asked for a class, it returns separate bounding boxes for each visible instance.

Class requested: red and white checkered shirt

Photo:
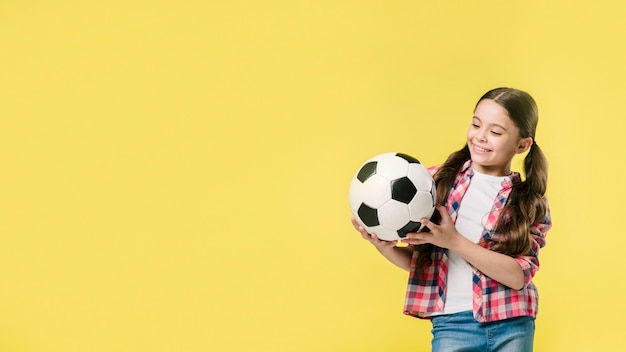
[403,160,552,322]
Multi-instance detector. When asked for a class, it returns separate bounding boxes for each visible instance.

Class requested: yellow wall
[1,1,624,351]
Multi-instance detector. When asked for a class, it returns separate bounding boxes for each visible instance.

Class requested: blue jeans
[430,311,535,352]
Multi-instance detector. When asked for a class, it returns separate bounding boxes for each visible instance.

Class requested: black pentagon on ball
[356,161,377,183]
[395,153,421,164]
[391,177,417,204]
[357,203,379,227]
[397,221,422,238]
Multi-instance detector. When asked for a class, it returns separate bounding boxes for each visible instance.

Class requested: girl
[352,87,552,351]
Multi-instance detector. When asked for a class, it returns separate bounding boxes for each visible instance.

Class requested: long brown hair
[415,88,548,272]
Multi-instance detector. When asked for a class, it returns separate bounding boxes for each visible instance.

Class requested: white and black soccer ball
[349,152,437,241]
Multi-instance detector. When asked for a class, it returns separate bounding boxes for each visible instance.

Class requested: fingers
[350,218,396,246]
[420,216,436,232]
[435,204,449,221]
[351,217,373,240]
[371,234,399,248]
[350,217,365,232]
[420,204,447,230]
[402,231,429,245]
[351,218,367,235]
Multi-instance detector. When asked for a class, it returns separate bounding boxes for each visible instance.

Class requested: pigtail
[493,142,549,256]
[524,142,548,197]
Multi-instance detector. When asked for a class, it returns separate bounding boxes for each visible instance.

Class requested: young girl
[352,87,552,351]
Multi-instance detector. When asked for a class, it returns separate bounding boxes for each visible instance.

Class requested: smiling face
[467,99,533,176]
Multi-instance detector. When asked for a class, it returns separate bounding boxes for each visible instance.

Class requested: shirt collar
[461,160,521,189]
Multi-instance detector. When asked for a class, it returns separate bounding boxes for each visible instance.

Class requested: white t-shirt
[429,169,508,316]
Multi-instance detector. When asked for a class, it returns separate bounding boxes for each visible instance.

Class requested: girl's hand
[402,204,462,250]
[351,217,398,250]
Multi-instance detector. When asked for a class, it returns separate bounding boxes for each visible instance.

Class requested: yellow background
[1,1,624,351]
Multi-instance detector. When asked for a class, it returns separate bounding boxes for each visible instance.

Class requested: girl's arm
[445,235,525,290]
[352,218,414,271]
[404,205,525,289]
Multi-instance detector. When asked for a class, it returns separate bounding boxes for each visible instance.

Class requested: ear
[516,137,533,154]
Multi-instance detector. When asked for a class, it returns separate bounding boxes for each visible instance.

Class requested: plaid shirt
[403,160,552,322]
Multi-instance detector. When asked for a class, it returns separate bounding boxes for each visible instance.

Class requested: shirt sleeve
[514,197,552,288]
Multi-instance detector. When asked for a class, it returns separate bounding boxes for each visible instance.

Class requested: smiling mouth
[472,144,491,153]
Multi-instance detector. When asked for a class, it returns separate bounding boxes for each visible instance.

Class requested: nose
[476,129,488,142]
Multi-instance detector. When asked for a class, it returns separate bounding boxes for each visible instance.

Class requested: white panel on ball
[358,174,392,209]
[378,200,411,231]
[375,153,410,180]
[409,191,436,221]
[407,163,434,191]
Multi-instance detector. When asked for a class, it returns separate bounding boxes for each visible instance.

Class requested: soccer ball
[349,152,437,241]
